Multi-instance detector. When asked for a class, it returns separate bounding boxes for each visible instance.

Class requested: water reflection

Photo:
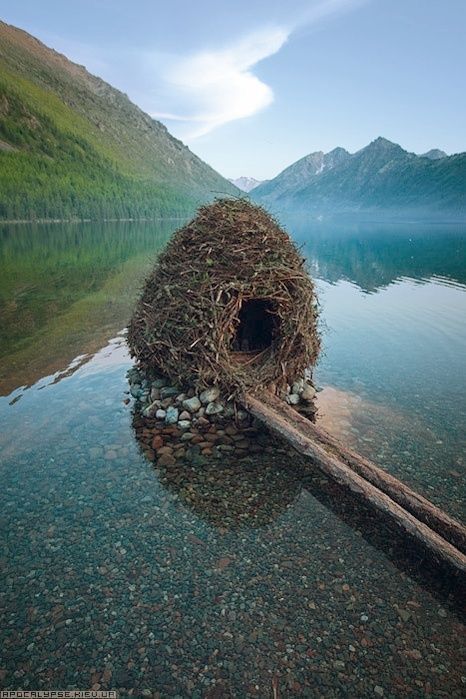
[0,220,177,394]
[286,218,466,292]
[133,412,303,529]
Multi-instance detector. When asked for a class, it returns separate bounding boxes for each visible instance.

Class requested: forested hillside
[0,21,237,220]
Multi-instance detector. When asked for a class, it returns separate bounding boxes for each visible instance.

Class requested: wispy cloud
[151,27,289,139]
[151,0,365,140]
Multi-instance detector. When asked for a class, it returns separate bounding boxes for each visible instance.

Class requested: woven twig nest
[128,199,319,395]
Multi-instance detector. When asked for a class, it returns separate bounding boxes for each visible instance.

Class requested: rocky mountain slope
[421,149,447,160]
[0,21,237,220]
[252,138,465,219]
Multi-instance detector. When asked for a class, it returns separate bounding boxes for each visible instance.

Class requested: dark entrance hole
[232,299,278,352]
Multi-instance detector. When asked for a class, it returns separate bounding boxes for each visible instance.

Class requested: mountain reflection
[286,218,466,293]
[0,219,176,394]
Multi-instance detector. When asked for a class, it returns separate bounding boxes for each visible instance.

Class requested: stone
[179,411,191,421]
[217,430,233,444]
[215,556,233,570]
[223,402,235,417]
[235,440,250,449]
[150,388,161,401]
[181,432,195,442]
[292,379,305,394]
[158,454,176,466]
[127,367,141,382]
[178,420,191,430]
[200,386,221,405]
[398,608,411,622]
[152,435,164,450]
[130,385,142,399]
[155,409,166,420]
[183,396,202,413]
[143,402,159,418]
[198,441,213,449]
[299,404,316,416]
[160,386,179,399]
[205,401,224,416]
[250,443,264,453]
[374,687,384,697]
[165,406,179,424]
[301,383,316,401]
[152,378,168,388]
[405,649,422,660]
[236,409,249,421]
[287,393,300,405]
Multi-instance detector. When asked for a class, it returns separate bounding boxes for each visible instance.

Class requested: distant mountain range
[229,176,264,192]
[0,21,237,220]
[1,21,464,223]
[252,138,466,219]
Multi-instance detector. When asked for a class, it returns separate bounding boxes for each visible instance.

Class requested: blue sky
[3,0,466,179]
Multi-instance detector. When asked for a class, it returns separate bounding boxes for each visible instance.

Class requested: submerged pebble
[165,406,179,424]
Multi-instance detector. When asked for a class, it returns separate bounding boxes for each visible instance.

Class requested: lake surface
[0,218,465,696]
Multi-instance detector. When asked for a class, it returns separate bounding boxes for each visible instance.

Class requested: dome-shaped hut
[128,199,319,396]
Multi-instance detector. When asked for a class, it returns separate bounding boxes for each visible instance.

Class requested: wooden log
[246,392,466,555]
[243,392,466,578]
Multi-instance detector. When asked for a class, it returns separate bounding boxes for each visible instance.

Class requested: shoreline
[2,214,466,226]
[0,216,189,225]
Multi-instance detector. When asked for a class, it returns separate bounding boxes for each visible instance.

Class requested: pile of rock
[127,367,316,467]
[285,377,316,416]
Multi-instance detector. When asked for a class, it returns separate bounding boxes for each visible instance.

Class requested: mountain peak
[421,149,447,160]
[367,137,402,151]
[251,137,465,218]
[327,146,349,156]
[229,176,263,192]
[356,138,407,162]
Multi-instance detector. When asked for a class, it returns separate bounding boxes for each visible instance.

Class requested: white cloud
[150,0,367,139]
[291,0,367,31]
[151,26,289,139]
